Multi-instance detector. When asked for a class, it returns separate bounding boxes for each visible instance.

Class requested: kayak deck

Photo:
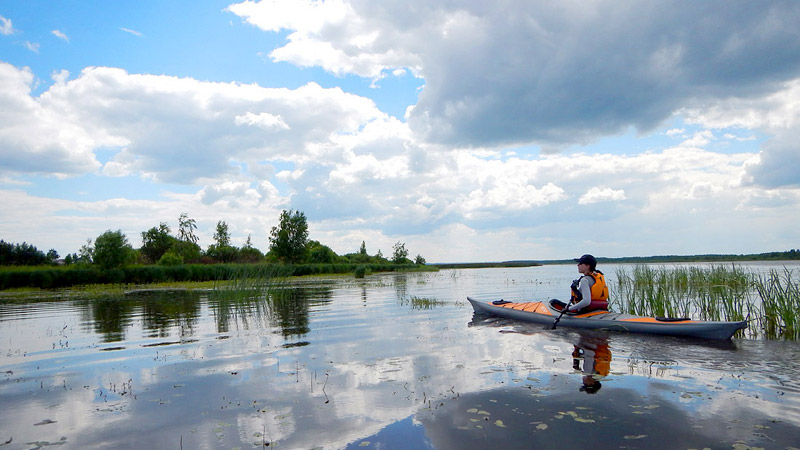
[467,297,748,340]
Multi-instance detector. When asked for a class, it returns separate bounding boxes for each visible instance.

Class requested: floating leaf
[574,417,595,423]
[478,410,490,416]
[359,442,370,447]
[495,420,506,428]
[536,424,548,431]
[467,408,478,413]
[624,435,647,440]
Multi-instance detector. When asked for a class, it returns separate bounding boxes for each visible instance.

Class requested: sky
[1,0,799,263]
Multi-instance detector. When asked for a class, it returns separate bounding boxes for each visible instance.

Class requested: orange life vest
[570,271,609,311]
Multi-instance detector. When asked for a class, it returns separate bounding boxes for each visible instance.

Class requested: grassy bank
[0,262,437,291]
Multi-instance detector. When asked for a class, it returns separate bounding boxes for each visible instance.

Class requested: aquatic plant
[612,265,753,323]
[401,295,445,309]
[753,268,800,339]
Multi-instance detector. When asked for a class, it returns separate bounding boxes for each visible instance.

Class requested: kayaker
[567,254,609,313]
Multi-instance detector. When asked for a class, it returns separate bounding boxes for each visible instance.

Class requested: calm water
[1,263,799,449]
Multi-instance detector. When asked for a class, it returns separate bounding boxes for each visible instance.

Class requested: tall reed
[612,264,752,323]
[753,268,800,339]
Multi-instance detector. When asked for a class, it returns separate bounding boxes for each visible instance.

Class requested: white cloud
[680,78,800,187]
[234,112,289,130]
[23,41,39,53]
[0,63,383,184]
[120,27,142,37]
[0,63,102,177]
[228,1,800,151]
[666,128,685,138]
[52,29,69,42]
[227,0,425,80]
[0,15,14,35]
[680,130,714,148]
[579,187,626,205]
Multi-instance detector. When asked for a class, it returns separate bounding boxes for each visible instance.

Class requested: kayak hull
[467,297,747,340]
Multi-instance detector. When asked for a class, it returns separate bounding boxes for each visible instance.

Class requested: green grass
[752,268,800,339]
[612,264,799,339]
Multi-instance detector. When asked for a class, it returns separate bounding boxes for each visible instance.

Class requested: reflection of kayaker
[572,335,611,394]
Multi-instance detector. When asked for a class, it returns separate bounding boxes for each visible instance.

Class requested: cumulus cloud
[227,0,800,193]
[228,1,800,150]
[0,63,383,183]
[0,63,102,177]
[227,0,424,79]
[579,187,626,205]
[683,78,800,187]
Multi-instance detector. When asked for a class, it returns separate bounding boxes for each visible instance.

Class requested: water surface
[1,264,799,449]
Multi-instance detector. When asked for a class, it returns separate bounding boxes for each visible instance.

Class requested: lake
[1,263,799,449]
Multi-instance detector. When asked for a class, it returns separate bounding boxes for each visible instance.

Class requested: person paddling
[567,254,609,313]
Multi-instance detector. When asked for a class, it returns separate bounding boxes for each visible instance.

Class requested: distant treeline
[536,249,800,265]
[431,249,800,269]
[431,261,542,269]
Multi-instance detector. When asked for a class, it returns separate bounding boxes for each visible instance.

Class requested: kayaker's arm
[569,277,594,312]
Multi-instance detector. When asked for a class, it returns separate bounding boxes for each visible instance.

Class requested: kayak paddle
[552,305,568,329]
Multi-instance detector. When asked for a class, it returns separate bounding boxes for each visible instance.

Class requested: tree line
[1,210,426,270]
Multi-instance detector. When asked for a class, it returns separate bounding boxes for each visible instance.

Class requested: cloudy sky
[1,0,798,263]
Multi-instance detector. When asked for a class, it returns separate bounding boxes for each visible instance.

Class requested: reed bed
[612,264,800,339]
[753,268,800,339]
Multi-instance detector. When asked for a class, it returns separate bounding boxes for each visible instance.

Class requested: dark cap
[574,254,597,266]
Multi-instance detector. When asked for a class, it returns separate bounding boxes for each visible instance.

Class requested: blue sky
[1,0,799,262]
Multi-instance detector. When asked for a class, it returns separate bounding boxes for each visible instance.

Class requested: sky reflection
[1,266,799,448]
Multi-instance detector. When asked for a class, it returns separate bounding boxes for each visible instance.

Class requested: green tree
[392,241,409,264]
[46,249,59,263]
[213,220,231,247]
[93,230,134,270]
[359,241,367,256]
[414,254,426,265]
[178,212,198,244]
[78,239,94,264]
[0,240,48,265]
[207,220,238,263]
[141,223,175,263]
[269,209,309,263]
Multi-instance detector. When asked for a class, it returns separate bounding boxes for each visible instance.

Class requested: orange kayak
[467,297,747,340]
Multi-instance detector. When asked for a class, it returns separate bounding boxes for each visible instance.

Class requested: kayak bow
[467,297,747,340]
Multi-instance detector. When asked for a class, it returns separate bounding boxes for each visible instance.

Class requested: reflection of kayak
[467,297,747,340]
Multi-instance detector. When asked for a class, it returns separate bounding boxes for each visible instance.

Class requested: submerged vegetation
[401,295,446,310]
[612,265,800,339]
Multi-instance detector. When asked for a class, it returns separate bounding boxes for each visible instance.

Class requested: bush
[354,265,370,278]
[158,251,184,266]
